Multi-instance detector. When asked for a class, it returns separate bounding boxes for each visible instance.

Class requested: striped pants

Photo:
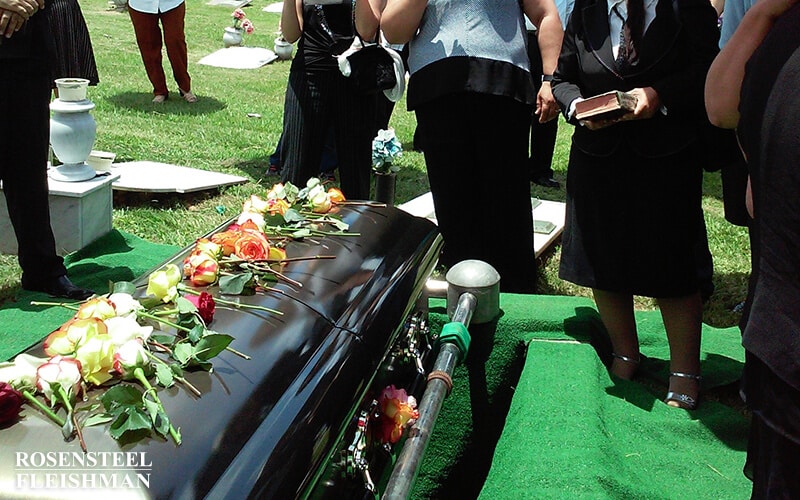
[280,68,376,200]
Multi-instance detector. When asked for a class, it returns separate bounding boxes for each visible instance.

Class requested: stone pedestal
[0,173,118,256]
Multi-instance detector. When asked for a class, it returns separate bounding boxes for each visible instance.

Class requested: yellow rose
[44,318,108,356]
[147,264,182,303]
[76,297,117,320]
[73,330,115,386]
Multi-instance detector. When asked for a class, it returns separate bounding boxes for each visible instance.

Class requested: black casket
[0,205,442,499]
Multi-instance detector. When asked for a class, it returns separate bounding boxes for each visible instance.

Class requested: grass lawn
[0,0,752,330]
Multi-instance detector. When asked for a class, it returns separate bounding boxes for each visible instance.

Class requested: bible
[575,91,638,121]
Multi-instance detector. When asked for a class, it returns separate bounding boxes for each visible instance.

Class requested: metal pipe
[450,292,476,326]
[382,344,461,500]
[382,293,476,500]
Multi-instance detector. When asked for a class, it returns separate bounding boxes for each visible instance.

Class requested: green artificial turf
[0,230,178,361]
[411,295,748,499]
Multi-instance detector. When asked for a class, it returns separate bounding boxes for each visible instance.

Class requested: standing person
[47,0,98,91]
[380,0,563,294]
[527,17,561,189]
[0,0,94,300]
[128,0,196,103]
[279,0,382,200]
[551,0,719,408]
[705,0,800,494]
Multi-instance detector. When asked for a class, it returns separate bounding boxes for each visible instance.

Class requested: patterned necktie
[614,0,643,72]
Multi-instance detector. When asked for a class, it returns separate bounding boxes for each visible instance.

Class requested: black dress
[47,0,99,86]
[737,5,800,495]
[552,0,719,298]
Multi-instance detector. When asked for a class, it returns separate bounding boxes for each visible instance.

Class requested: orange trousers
[129,3,191,97]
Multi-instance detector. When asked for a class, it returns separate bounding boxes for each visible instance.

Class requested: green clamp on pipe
[438,322,471,363]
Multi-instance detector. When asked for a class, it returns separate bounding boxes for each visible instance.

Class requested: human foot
[611,352,640,380]
[152,94,167,103]
[179,89,197,103]
[665,372,701,410]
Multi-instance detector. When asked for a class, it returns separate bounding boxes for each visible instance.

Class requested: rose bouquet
[182,177,354,295]
[372,128,403,174]
[2,265,252,450]
[231,8,255,34]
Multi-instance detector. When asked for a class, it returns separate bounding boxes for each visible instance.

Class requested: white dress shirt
[128,0,184,14]
[607,0,659,60]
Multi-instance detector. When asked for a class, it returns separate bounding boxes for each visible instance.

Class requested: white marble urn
[274,37,294,60]
[49,99,97,182]
[223,27,243,48]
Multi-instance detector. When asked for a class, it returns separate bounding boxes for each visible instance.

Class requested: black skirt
[47,0,99,86]
[559,141,704,297]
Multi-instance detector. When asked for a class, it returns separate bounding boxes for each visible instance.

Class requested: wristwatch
[541,74,554,83]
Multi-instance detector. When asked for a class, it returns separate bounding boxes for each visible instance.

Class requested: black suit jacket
[552,0,719,158]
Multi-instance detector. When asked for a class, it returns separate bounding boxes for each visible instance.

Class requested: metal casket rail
[0,205,442,500]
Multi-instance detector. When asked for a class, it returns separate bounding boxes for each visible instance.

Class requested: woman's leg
[128,8,168,96]
[160,3,191,93]
[593,289,639,379]
[657,292,703,408]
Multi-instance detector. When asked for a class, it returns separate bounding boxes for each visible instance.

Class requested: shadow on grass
[106,91,227,115]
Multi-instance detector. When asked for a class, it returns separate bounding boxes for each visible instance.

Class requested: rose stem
[133,367,181,445]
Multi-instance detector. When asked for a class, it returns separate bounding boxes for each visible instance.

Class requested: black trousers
[0,58,66,284]
[415,92,536,294]
[281,67,376,200]
[527,31,558,180]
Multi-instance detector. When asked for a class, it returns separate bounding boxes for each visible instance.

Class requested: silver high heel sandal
[664,372,702,410]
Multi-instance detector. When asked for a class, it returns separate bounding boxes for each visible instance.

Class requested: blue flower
[372,129,403,174]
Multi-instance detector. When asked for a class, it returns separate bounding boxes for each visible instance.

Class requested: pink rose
[36,356,83,402]
[186,292,216,324]
[232,8,245,20]
[375,385,419,444]
[0,382,23,427]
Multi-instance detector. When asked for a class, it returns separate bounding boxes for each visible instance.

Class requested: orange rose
[183,250,219,286]
[266,198,290,215]
[211,229,240,257]
[234,230,270,260]
[327,187,346,203]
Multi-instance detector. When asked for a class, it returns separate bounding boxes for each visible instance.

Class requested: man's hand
[535,81,560,123]
[0,0,42,19]
[0,9,27,38]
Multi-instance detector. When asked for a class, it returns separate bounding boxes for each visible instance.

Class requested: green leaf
[329,218,349,231]
[194,334,233,361]
[292,228,312,239]
[150,333,177,346]
[176,296,197,314]
[169,363,184,377]
[187,324,204,344]
[219,272,253,295]
[151,409,171,438]
[100,385,144,411]
[83,413,114,427]
[112,281,137,295]
[283,208,305,223]
[109,407,151,441]
[142,393,160,423]
[155,363,175,388]
[172,343,193,366]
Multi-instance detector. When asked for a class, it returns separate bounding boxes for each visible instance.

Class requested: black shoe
[23,275,94,300]
[533,176,561,189]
